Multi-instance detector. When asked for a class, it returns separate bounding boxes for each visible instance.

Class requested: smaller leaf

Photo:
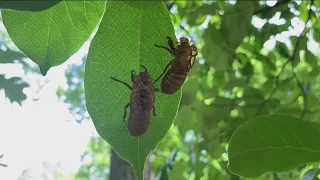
[305,50,318,67]
[313,28,320,43]
[228,114,320,178]
[202,24,233,71]
[280,9,294,20]
[241,43,255,54]
[0,48,25,64]
[0,1,61,11]
[221,1,258,50]
[0,75,29,105]
[301,169,320,180]
[299,2,308,21]
[240,62,253,78]
[156,167,169,180]
[276,41,290,58]
[237,53,249,64]
[168,162,185,180]
[175,105,197,135]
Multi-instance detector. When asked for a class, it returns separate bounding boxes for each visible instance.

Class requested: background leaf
[0,48,25,64]
[302,168,320,180]
[228,114,320,178]
[0,1,61,12]
[2,0,105,75]
[84,1,181,180]
[221,1,257,51]
[0,75,28,105]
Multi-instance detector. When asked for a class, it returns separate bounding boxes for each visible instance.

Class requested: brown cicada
[110,65,158,136]
[154,37,198,94]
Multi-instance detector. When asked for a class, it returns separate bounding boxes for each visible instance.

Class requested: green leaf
[305,50,318,67]
[291,36,308,65]
[169,162,185,180]
[202,24,233,71]
[237,53,249,64]
[280,9,295,20]
[175,105,197,135]
[221,1,257,50]
[186,4,217,26]
[240,62,253,78]
[156,167,169,180]
[0,75,28,105]
[0,48,25,63]
[2,1,105,75]
[299,2,308,21]
[301,169,320,180]
[181,77,199,106]
[276,41,290,58]
[228,114,320,178]
[0,1,61,12]
[313,28,320,43]
[84,2,180,180]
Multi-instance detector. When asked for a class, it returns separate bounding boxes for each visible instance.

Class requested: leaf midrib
[137,1,143,178]
[230,145,320,159]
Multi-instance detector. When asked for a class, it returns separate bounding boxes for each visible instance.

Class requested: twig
[291,0,314,119]
[292,70,307,119]
[0,163,7,167]
[179,25,191,36]
[255,60,290,116]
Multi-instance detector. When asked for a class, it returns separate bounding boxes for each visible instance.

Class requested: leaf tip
[40,66,49,76]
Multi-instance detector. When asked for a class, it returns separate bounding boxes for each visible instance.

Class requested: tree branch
[179,25,191,36]
[292,70,308,119]
[253,0,292,15]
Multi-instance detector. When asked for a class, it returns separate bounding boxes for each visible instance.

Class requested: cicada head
[179,37,189,45]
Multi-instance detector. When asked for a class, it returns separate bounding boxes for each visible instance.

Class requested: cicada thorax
[130,74,155,111]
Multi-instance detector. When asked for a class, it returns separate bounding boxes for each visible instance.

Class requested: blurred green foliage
[153,0,320,179]
[76,136,111,180]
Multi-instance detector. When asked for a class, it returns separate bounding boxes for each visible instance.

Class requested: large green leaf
[2,1,105,75]
[0,1,61,11]
[84,2,181,180]
[228,114,320,178]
